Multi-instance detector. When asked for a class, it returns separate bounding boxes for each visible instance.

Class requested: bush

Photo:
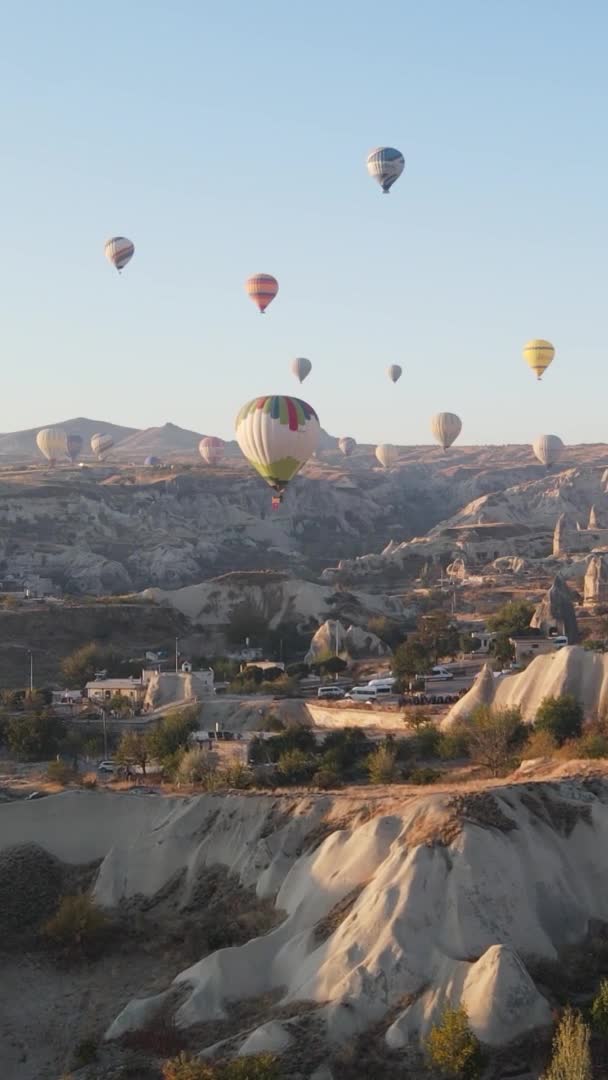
[465,706,526,776]
[408,766,441,785]
[222,762,252,789]
[574,731,608,759]
[438,728,470,761]
[591,977,608,1034]
[411,722,441,759]
[81,771,98,789]
[521,729,557,759]
[425,1004,482,1078]
[7,710,66,760]
[42,893,108,957]
[312,766,343,790]
[535,695,584,746]
[176,747,214,785]
[541,1006,591,1080]
[367,745,399,784]
[47,760,77,784]
[276,748,314,783]
[162,1053,282,1080]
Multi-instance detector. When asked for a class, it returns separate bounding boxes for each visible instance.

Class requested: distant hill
[114,422,205,460]
[0,417,139,461]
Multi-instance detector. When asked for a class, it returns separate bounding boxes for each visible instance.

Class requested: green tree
[146,707,199,762]
[367,744,399,784]
[535,695,584,746]
[541,1007,591,1080]
[425,1004,482,1078]
[417,611,460,660]
[276,748,314,783]
[393,638,433,682]
[116,730,150,776]
[7,710,66,760]
[487,600,535,636]
[591,977,608,1034]
[466,706,525,776]
[61,643,114,688]
[109,693,130,715]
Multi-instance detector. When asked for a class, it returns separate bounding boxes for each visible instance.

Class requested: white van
[317,685,345,699]
[346,685,379,701]
[418,666,454,682]
[367,677,396,691]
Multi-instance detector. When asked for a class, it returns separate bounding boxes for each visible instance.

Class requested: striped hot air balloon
[375,444,397,469]
[366,147,405,193]
[36,427,67,465]
[431,412,462,451]
[235,395,320,509]
[387,364,402,384]
[104,237,135,273]
[199,437,225,465]
[338,436,356,457]
[523,339,555,381]
[246,274,279,314]
[532,434,564,468]
[66,434,83,463]
[90,433,114,461]
[291,357,312,383]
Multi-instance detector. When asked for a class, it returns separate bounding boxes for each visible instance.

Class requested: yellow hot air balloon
[523,339,555,381]
[375,444,397,469]
[36,427,67,465]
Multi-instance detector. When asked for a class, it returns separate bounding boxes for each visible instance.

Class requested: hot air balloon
[375,444,397,469]
[338,436,356,457]
[431,412,462,451]
[291,357,312,383]
[36,427,67,465]
[387,365,402,384]
[235,395,320,509]
[144,455,161,467]
[366,147,405,193]
[246,274,279,314]
[91,433,114,461]
[532,434,564,467]
[104,237,135,273]
[66,434,83,463]
[523,339,555,381]
[199,437,225,465]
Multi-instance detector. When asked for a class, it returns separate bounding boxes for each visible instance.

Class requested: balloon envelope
[366,147,405,193]
[199,437,225,465]
[523,339,554,380]
[235,395,320,505]
[104,236,134,273]
[387,364,402,384]
[36,427,67,464]
[375,443,397,469]
[338,436,356,457]
[144,455,161,467]
[246,274,279,313]
[291,357,312,383]
[66,433,83,463]
[431,412,462,451]
[91,433,114,460]
[532,434,564,467]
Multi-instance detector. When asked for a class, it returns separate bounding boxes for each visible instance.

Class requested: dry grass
[313,885,366,943]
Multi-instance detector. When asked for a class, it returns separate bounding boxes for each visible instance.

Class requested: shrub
[47,760,77,785]
[541,1006,591,1080]
[408,766,441,785]
[276,748,314,783]
[425,1004,482,1078]
[81,771,98,789]
[162,1053,281,1080]
[591,977,608,1034]
[465,706,526,776]
[42,893,108,957]
[312,766,343,790]
[7,710,66,760]
[176,747,214,785]
[521,729,557,759]
[535,695,584,746]
[411,722,441,759]
[222,762,252,789]
[367,745,399,784]
[574,731,608,759]
[438,729,470,761]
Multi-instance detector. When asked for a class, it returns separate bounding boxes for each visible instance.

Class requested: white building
[84,677,146,704]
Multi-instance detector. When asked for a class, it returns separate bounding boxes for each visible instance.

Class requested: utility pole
[28,651,34,693]
[175,636,179,674]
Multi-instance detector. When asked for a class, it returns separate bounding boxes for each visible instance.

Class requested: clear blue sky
[0,0,606,445]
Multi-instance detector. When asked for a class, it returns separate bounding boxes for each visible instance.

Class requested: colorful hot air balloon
[144,455,161,467]
[235,395,320,509]
[291,357,312,383]
[246,274,279,314]
[104,237,135,273]
[338,436,356,457]
[199,437,225,465]
[90,433,114,461]
[431,412,462,451]
[523,339,555,381]
[366,147,405,193]
[375,444,397,469]
[36,427,67,465]
[532,434,564,467]
[387,365,402,384]
[66,434,83,463]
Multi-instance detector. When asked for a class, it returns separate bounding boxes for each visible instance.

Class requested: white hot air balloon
[338,436,356,457]
[532,434,564,467]
[199,436,225,465]
[375,443,397,469]
[291,357,312,383]
[36,427,67,465]
[235,395,320,509]
[90,433,114,461]
[431,412,462,451]
[104,236,135,273]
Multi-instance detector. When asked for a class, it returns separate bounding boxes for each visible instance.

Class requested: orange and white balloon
[246,274,279,314]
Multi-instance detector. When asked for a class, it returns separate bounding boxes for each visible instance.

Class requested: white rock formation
[4,785,605,1052]
[584,554,608,607]
[442,645,608,726]
[304,620,391,663]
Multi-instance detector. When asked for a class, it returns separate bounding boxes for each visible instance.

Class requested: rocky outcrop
[304,619,391,663]
[530,575,578,642]
[584,554,608,607]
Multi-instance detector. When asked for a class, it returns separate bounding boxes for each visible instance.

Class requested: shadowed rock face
[530,575,579,643]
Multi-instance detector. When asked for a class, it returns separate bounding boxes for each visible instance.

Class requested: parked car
[317,686,345,699]
[346,685,381,701]
[417,666,454,682]
[97,760,116,774]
